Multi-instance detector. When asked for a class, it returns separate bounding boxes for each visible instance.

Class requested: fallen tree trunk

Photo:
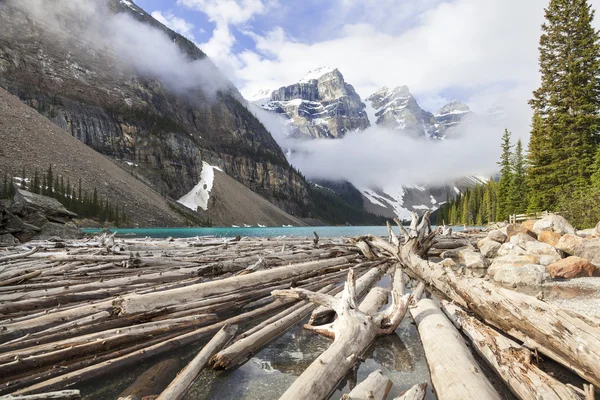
[372,212,600,388]
[410,299,500,400]
[0,247,39,264]
[117,358,180,400]
[157,324,237,400]
[209,285,337,370]
[307,262,388,326]
[0,391,80,399]
[12,296,298,394]
[341,369,392,400]
[441,301,582,400]
[272,267,410,400]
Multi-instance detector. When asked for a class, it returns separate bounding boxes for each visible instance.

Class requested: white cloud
[176,0,273,76]
[151,11,196,40]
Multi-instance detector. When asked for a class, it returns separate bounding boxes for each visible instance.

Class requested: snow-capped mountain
[365,86,443,139]
[250,67,493,220]
[435,100,472,130]
[251,68,370,138]
[358,176,490,220]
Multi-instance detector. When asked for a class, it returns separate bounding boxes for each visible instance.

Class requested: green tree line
[1,166,127,226]
[442,0,600,229]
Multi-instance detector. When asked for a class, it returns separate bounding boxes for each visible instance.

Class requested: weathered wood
[272,267,410,400]
[307,263,387,326]
[0,270,42,287]
[12,297,298,394]
[341,369,392,400]
[394,383,427,400]
[441,301,582,400]
[410,299,500,400]
[117,358,180,400]
[156,324,237,400]
[0,247,39,264]
[0,391,80,399]
[210,285,336,369]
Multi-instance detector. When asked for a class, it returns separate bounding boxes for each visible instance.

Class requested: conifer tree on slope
[497,129,514,221]
[528,0,600,210]
[510,139,529,213]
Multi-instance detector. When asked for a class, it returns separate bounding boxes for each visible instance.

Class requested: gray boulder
[0,233,19,245]
[556,234,584,255]
[458,250,489,269]
[497,243,527,256]
[33,222,83,240]
[14,223,42,243]
[0,209,24,234]
[573,240,600,267]
[478,238,501,258]
[492,264,548,286]
[533,215,575,235]
[22,212,50,229]
[9,189,76,218]
[594,221,600,237]
[509,233,537,249]
[488,254,541,277]
[523,241,562,266]
[487,230,507,244]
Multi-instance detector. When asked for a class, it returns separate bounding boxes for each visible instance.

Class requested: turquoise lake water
[83,225,472,238]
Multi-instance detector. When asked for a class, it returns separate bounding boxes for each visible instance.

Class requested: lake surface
[84,225,472,239]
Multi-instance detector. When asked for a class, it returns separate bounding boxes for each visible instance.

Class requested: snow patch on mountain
[178,161,223,211]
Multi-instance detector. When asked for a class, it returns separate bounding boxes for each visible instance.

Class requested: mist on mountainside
[3,0,229,96]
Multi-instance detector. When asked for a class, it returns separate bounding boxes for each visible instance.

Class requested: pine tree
[2,173,7,199]
[33,170,40,194]
[509,139,528,213]
[528,0,600,209]
[20,168,26,189]
[497,129,514,221]
[591,146,600,188]
[46,165,53,196]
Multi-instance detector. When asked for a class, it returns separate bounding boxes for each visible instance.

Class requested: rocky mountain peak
[365,85,442,139]
[254,67,370,139]
[435,100,472,130]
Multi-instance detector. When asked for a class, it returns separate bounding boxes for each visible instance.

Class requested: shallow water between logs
[79,277,438,399]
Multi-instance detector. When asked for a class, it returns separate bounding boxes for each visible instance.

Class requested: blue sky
[129,0,594,134]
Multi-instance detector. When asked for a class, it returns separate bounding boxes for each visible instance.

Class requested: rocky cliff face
[254,67,370,139]
[0,0,310,215]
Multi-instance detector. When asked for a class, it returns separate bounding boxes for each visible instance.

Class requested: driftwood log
[157,324,237,400]
[272,266,411,400]
[341,369,392,400]
[368,211,600,389]
[441,301,582,400]
[410,299,500,400]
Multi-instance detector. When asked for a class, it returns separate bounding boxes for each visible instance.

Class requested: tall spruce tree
[528,0,600,210]
[509,139,529,213]
[497,129,514,221]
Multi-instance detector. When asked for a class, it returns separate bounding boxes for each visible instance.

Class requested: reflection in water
[81,313,435,400]
[183,315,435,400]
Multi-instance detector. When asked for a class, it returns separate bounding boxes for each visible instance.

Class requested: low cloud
[249,100,528,189]
[5,0,230,97]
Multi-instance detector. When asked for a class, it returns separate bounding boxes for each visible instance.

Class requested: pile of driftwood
[0,216,599,400]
